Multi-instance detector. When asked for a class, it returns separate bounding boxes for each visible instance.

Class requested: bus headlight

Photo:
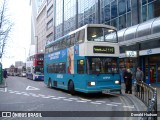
[115,80,120,84]
[88,82,96,86]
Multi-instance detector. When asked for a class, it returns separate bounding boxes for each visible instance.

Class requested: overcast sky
[2,0,31,68]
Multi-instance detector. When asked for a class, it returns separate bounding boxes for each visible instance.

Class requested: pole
[35,36,38,53]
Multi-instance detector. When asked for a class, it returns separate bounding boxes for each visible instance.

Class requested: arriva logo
[57,74,63,78]
[103,76,110,79]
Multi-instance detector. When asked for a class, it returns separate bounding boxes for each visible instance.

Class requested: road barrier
[135,81,157,120]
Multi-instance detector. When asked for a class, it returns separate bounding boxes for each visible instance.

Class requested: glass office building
[52,0,160,38]
[46,0,160,84]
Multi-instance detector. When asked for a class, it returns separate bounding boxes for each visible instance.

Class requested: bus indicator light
[115,80,120,84]
[88,82,96,86]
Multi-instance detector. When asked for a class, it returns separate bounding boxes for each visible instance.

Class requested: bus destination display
[93,46,115,54]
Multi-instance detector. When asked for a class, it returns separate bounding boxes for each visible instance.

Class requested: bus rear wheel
[68,80,75,95]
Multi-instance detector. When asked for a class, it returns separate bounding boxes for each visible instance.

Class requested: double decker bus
[44,24,121,94]
[26,53,44,81]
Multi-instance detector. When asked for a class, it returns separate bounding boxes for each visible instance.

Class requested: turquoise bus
[44,24,121,94]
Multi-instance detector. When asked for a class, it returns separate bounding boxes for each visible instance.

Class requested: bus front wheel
[68,80,75,95]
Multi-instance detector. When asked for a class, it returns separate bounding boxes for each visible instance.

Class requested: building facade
[36,1,47,53]
[30,0,45,55]
[36,0,160,84]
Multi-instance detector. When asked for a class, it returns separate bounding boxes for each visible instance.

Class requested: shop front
[119,51,138,83]
[139,48,160,85]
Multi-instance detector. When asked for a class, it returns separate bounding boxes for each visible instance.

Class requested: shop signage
[93,46,115,54]
[125,51,137,57]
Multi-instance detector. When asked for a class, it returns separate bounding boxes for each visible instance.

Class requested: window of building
[47,5,53,17]
[47,19,53,30]
[148,2,154,19]
[126,12,131,27]
[132,8,138,25]
[142,0,147,5]
[118,0,126,15]
[127,0,131,12]
[142,5,147,22]
[111,0,117,19]
[104,4,110,21]
[47,0,52,5]
[111,18,118,28]
[119,14,126,30]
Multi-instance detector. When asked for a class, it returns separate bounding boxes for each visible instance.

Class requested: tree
[0,0,13,58]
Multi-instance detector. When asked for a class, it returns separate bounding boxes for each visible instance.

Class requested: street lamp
[35,36,38,53]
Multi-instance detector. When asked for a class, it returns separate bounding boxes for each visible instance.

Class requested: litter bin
[0,63,3,84]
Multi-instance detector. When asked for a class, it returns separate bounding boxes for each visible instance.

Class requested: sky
[1,0,31,68]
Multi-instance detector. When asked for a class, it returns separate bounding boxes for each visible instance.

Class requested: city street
[0,76,146,120]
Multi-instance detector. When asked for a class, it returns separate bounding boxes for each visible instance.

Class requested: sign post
[125,51,137,58]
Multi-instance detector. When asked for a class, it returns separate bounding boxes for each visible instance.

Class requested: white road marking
[68,98,79,100]
[47,95,55,98]
[63,99,73,101]
[0,88,7,92]
[111,102,122,104]
[90,102,102,104]
[38,94,45,96]
[57,97,66,99]
[42,96,51,98]
[76,101,88,103]
[95,101,106,103]
[123,105,134,109]
[31,94,40,97]
[15,92,22,95]
[80,99,92,101]
[3,89,135,109]
[51,98,61,100]
[26,86,40,90]
[23,93,30,96]
[106,104,118,106]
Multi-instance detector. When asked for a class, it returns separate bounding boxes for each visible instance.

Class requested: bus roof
[45,24,117,48]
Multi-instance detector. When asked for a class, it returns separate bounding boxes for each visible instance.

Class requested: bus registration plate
[102,89,110,93]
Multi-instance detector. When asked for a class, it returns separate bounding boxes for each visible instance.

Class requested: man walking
[3,69,7,79]
[135,67,144,92]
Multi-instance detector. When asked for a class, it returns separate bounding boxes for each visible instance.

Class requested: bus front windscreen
[87,57,119,74]
[34,66,44,74]
[36,54,44,60]
[87,27,117,43]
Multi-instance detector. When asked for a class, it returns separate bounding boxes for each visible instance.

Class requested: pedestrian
[135,67,144,92]
[122,67,128,93]
[3,69,8,79]
[125,69,132,94]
